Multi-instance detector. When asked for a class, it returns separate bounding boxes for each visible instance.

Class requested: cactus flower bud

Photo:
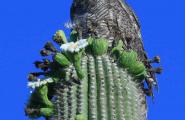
[53,30,67,44]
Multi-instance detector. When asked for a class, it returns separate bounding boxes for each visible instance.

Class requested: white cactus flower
[28,78,53,89]
[28,82,35,89]
[60,39,88,53]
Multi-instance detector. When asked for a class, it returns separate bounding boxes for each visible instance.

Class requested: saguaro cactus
[25,0,162,120]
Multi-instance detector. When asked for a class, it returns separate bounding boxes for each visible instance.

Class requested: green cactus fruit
[90,38,109,56]
[119,50,137,68]
[72,52,84,79]
[54,53,71,67]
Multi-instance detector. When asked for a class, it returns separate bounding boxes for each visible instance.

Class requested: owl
[70,0,162,92]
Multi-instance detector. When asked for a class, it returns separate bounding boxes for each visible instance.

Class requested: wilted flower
[40,49,51,56]
[149,67,163,74]
[149,56,161,63]
[44,42,57,52]
[60,39,88,53]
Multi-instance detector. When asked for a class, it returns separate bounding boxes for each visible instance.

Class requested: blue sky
[0,0,184,120]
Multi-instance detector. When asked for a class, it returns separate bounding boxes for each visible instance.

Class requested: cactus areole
[25,0,162,120]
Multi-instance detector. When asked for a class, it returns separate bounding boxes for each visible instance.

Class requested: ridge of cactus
[102,56,116,120]
[87,55,98,120]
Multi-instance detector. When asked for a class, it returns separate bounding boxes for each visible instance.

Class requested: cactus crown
[25,29,149,120]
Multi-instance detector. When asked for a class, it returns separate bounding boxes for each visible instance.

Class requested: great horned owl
[70,0,159,83]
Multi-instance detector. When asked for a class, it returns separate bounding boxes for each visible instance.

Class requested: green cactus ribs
[50,55,144,120]
[25,29,160,120]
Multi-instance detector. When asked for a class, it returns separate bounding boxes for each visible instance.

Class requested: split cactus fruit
[25,30,148,120]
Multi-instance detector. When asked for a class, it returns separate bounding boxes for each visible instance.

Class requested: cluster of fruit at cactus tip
[25,29,153,120]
